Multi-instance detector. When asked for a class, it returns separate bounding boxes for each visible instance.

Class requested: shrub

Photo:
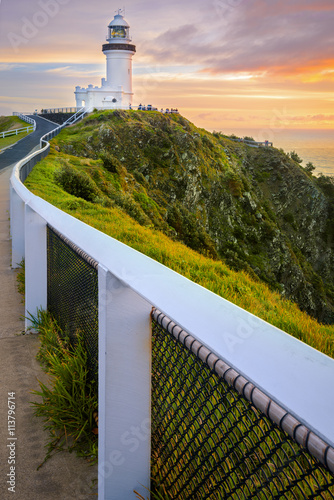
[99,152,122,173]
[54,164,99,202]
[288,151,303,164]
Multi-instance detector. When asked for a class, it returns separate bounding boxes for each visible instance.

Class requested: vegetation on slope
[34,109,334,324]
[25,127,334,358]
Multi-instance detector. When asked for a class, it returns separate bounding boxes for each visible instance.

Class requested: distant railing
[40,107,80,114]
[13,112,37,118]
[0,125,34,139]
[12,112,37,130]
[10,110,334,499]
[16,107,91,182]
[229,137,273,147]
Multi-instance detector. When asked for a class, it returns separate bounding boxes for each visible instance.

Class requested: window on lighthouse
[111,26,128,38]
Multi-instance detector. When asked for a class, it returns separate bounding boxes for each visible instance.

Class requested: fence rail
[1,126,34,139]
[13,112,37,119]
[40,107,80,114]
[9,110,334,499]
[229,137,273,147]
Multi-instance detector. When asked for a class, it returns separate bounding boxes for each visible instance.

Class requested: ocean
[234,128,334,177]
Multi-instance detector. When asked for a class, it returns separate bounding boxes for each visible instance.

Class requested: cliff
[52,110,334,323]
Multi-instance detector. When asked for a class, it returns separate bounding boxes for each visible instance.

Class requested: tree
[305,161,315,173]
[288,150,303,163]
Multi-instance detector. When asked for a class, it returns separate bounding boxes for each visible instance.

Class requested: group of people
[131,104,180,114]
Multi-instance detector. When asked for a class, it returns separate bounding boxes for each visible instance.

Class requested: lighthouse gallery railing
[10,115,334,499]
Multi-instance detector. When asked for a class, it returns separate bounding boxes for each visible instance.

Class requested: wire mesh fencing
[151,309,334,500]
[47,225,99,388]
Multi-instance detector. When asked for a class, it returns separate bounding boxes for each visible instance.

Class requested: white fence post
[10,187,25,267]
[98,265,151,500]
[24,204,47,329]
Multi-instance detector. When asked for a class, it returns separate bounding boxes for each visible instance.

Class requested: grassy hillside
[25,137,334,358]
[40,109,334,324]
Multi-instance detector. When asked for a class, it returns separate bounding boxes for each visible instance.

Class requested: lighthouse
[74,10,136,110]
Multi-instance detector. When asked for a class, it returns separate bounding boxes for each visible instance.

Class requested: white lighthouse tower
[74,10,136,110]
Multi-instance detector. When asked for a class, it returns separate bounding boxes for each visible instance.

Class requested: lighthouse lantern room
[74,10,136,110]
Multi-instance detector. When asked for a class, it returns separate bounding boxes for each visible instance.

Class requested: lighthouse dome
[107,11,131,41]
[108,14,130,28]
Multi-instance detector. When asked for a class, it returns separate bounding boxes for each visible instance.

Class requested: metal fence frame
[151,309,334,498]
[10,113,334,499]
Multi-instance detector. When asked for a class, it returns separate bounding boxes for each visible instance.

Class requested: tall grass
[30,310,98,467]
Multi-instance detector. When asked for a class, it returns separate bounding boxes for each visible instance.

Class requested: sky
[0,0,334,139]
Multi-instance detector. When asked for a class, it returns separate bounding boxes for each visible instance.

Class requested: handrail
[40,107,80,114]
[39,107,92,149]
[227,137,273,147]
[12,113,36,131]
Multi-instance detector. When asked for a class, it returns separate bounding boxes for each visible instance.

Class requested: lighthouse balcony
[102,43,136,52]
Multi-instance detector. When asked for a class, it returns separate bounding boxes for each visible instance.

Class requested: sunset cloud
[141,0,334,80]
[0,0,333,131]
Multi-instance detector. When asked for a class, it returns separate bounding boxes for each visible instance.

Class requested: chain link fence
[47,225,99,388]
[151,309,334,499]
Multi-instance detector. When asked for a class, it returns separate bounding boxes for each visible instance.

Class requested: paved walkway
[0,119,98,499]
[0,115,56,172]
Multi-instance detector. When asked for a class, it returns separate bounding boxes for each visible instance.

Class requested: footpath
[0,118,98,499]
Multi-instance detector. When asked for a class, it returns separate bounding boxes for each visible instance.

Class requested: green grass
[16,259,25,302]
[0,115,33,149]
[0,129,32,149]
[30,310,98,468]
[24,145,334,359]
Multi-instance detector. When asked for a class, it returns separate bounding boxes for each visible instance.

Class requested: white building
[75,10,136,110]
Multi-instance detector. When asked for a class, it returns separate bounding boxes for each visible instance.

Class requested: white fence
[229,137,273,147]
[40,107,80,114]
[1,113,37,141]
[9,116,334,498]
[12,112,37,128]
[1,126,34,139]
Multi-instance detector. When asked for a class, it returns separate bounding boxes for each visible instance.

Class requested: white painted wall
[105,50,133,93]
